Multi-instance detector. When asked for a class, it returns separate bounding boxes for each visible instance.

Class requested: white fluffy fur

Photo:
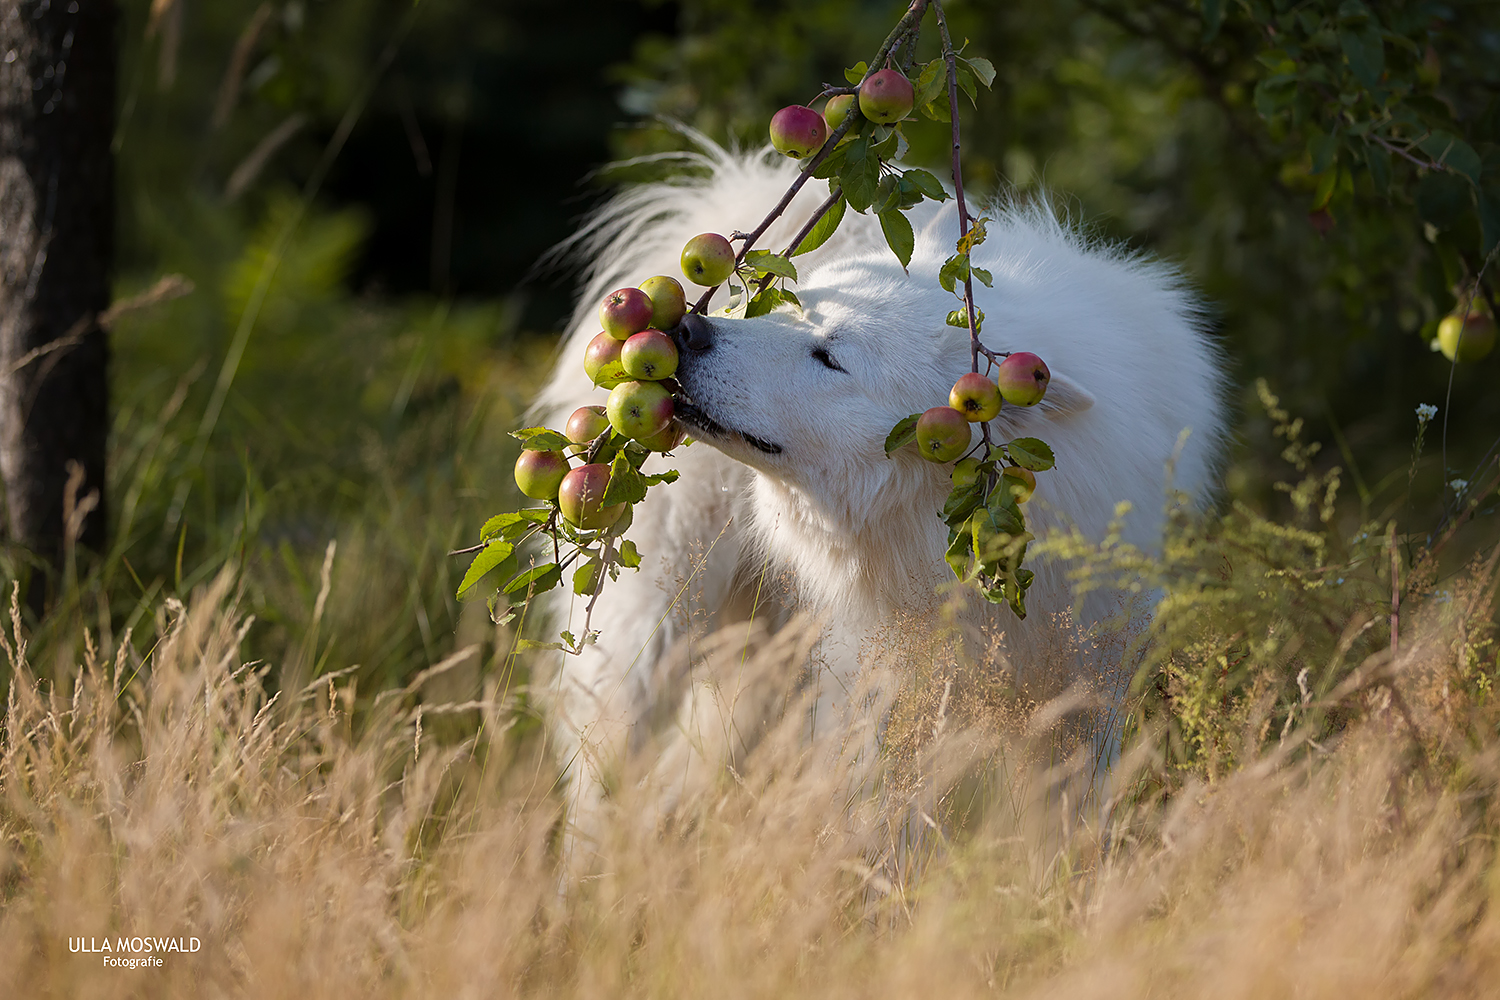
[535,136,1228,824]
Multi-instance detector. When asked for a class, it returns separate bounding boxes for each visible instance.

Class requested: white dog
[534,136,1227,838]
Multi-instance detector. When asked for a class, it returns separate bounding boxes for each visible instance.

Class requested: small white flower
[1416,403,1438,422]
[1451,478,1469,495]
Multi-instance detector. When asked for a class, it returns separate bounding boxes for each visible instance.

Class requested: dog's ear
[1037,372,1095,419]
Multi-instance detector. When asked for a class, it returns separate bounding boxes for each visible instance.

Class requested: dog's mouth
[673,395,783,456]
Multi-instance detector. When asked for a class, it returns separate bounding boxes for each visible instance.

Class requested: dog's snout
[674,312,715,353]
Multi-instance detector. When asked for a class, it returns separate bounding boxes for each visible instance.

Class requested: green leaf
[945,529,973,581]
[602,450,648,506]
[792,194,846,256]
[970,266,992,288]
[510,427,572,451]
[884,413,921,455]
[878,209,914,270]
[954,64,978,106]
[875,173,902,214]
[743,249,797,281]
[1201,0,1225,41]
[941,480,983,526]
[1309,129,1339,175]
[1340,26,1383,90]
[643,469,680,486]
[812,143,848,181]
[957,216,988,254]
[1418,132,1482,186]
[502,562,562,597]
[921,93,951,123]
[914,60,946,109]
[745,287,781,319]
[617,538,641,568]
[572,561,601,595]
[946,310,970,329]
[1007,437,1056,472]
[844,61,868,85]
[902,168,948,201]
[961,56,996,89]
[456,540,516,600]
[939,253,969,293]
[780,289,802,309]
[480,510,549,542]
[838,136,880,213]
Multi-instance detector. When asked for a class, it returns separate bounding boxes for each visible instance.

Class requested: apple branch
[689,0,933,316]
[932,1,993,451]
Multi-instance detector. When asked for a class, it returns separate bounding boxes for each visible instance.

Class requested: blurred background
[21,0,1498,693]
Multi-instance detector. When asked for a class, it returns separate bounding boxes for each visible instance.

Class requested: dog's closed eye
[810,347,846,373]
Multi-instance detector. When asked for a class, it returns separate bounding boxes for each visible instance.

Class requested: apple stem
[689,0,932,316]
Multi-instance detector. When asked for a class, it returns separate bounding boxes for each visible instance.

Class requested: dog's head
[666,260,1096,531]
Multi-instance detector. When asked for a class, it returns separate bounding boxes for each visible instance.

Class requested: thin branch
[932,2,995,453]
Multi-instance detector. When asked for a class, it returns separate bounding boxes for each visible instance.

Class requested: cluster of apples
[768,68,916,158]
[516,236,757,531]
[915,352,1052,499]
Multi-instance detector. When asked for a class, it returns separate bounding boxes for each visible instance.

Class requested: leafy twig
[690,0,933,315]
[932,2,994,453]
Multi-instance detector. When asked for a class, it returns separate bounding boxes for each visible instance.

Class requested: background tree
[0,0,115,613]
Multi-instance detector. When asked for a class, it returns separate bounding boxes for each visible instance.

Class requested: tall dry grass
[3,528,1498,998]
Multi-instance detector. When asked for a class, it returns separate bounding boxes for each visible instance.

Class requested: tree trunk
[0,0,114,613]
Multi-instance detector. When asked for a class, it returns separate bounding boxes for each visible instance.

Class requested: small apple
[823,93,856,132]
[514,448,569,501]
[620,329,679,380]
[565,405,610,451]
[599,287,654,341]
[583,332,626,385]
[607,380,674,440]
[637,422,686,453]
[1436,307,1496,363]
[952,456,982,488]
[639,275,687,331]
[858,68,914,124]
[1001,466,1036,504]
[949,372,1002,422]
[769,105,827,159]
[995,352,1051,406]
[558,464,625,530]
[681,233,737,287]
[915,406,972,463]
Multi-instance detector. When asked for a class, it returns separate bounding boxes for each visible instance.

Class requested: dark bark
[0,0,114,611]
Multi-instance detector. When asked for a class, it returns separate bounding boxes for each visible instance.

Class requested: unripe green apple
[1001,466,1036,504]
[823,93,856,132]
[620,329,679,380]
[565,405,610,451]
[952,456,981,488]
[681,233,736,287]
[915,406,971,463]
[637,422,686,453]
[858,69,914,124]
[583,332,627,385]
[995,352,1051,406]
[558,464,625,530]
[607,380,675,440]
[949,372,1002,422]
[769,105,827,159]
[514,448,569,501]
[599,287,654,341]
[1436,308,1496,363]
[639,275,687,330]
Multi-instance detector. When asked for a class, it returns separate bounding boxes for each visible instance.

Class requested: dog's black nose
[673,312,715,353]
